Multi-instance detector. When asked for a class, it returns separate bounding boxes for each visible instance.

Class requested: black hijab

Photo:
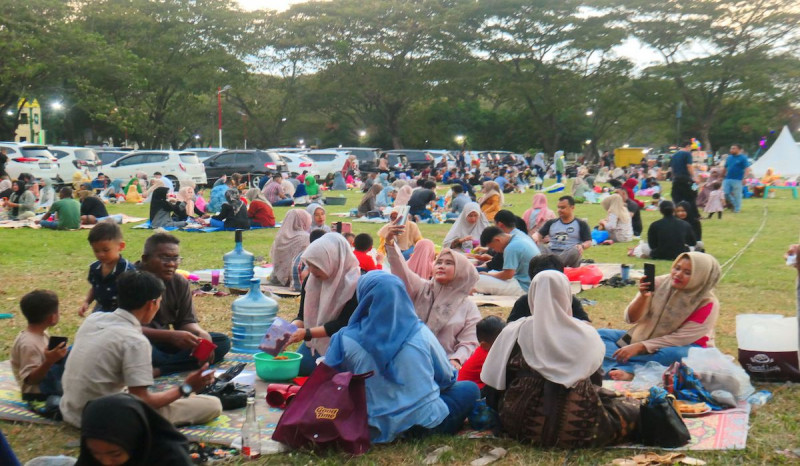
[76,393,193,466]
[149,187,171,222]
[677,200,702,240]
[9,180,27,218]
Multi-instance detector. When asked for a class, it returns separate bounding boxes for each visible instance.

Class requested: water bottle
[241,397,261,459]
[223,230,254,293]
[746,390,772,408]
[231,278,278,353]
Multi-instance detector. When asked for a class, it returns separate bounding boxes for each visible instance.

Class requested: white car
[0,142,60,182]
[104,150,207,189]
[302,149,349,179]
[187,148,225,161]
[277,152,319,178]
[49,146,101,183]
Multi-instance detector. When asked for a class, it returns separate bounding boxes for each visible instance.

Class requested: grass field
[1,183,798,465]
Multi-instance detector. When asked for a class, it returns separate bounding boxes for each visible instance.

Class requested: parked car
[383,149,435,171]
[0,142,60,182]
[327,147,380,173]
[49,146,101,183]
[303,149,350,179]
[277,152,319,178]
[187,148,225,161]
[104,150,207,189]
[96,149,133,166]
[202,150,288,188]
[430,150,455,170]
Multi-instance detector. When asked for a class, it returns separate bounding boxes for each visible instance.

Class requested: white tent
[751,125,800,177]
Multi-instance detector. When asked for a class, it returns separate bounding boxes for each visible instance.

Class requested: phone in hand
[393,205,410,226]
[48,336,68,351]
[615,333,632,348]
[643,262,656,292]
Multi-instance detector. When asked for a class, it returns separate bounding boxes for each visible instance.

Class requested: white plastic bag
[683,347,755,401]
[629,361,668,391]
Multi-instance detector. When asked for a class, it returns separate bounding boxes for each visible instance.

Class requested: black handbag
[639,388,691,448]
[200,363,254,410]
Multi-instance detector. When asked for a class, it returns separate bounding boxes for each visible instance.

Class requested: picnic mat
[469,294,519,308]
[132,221,278,232]
[0,215,147,230]
[0,355,285,447]
[603,380,750,451]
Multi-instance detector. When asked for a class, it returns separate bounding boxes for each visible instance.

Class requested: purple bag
[272,363,373,455]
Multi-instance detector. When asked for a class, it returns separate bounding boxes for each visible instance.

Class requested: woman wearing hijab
[244,188,275,227]
[143,178,165,203]
[622,178,645,208]
[208,189,249,230]
[394,185,413,207]
[384,223,481,368]
[482,271,640,447]
[331,171,347,191]
[207,179,232,213]
[268,209,312,287]
[357,184,383,217]
[149,187,187,229]
[288,233,361,375]
[478,181,503,221]
[598,193,633,243]
[442,202,490,250]
[305,202,330,232]
[124,178,143,203]
[676,200,702,245]
[407,239,436,280]
[696,167,722,209]
[6,180,36,220]
[36,178,56,212]
[532,152,546,179]
[376,185,396,208]
[522,193,556,236]
[377,211,422,259]
[0,178,12,200]
[304,175,321,200]
[76,393,193,466]
[598,252,721,381]
[325,272,480,443]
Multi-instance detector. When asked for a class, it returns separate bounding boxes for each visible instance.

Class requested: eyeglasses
[157,255,183,264]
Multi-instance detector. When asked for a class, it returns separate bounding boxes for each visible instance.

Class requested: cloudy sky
[236,0,307,11]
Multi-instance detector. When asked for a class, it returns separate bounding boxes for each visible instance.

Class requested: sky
[236,0,306,11]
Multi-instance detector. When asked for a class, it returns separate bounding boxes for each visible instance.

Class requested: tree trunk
[699,124,713,155]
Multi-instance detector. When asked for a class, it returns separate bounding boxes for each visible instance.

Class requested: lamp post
[217,85,231,148]
[47,101,64,144]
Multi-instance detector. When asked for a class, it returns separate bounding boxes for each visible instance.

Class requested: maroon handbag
[272,363,373,455]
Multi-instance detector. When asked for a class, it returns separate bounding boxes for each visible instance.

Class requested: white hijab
[442,202,490,249]
[481,271,604,389]
[301,233,361,356]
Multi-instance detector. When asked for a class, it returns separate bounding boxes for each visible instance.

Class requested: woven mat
[0,355,284,447]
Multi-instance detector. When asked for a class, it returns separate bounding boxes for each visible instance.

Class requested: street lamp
[5,110,13,116]
[585,109,594,117]
[358,129,367,138]
[455,134,465,145]
[51,101,64,111]
[299,138,305,148]
[217,85,232,148]
[585,139,592,145]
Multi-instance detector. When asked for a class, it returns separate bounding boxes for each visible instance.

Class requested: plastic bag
[629,361,668,391]
[682,347,755,401]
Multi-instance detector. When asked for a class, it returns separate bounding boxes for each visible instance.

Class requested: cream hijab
[481,271,604,389]
[479,181,504,206]
[301,233,361,355]
[414,249,479,335]
[442,202,490,249]
[601,193,631,223]
[394,185,413,207]
[628,252,721,344]
[270,210,312,285]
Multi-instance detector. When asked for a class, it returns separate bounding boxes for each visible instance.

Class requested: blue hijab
[332,172,347,191]
[376,186,396,208]
[378,172,389,187]
[325,271,423,384]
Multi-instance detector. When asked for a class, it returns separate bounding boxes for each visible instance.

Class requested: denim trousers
[151,332,231,375]
[723,178,743,213]
[598,328,695,376]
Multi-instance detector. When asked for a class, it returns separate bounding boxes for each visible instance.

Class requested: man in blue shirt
[475,226,539,296]
[669,141,699,221]
[494,171,508,192]
[722,144,750,213]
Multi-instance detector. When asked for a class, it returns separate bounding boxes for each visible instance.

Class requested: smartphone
[644,263,656,292]
[615,333,632,348]
[393,205,410,226]
[334,221,343,233]
[48,336,68,351]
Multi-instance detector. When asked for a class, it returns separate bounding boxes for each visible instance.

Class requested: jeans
[39,220,60,229]
[401,245,415,260]
[445,212,460,220]
[296,342,319,377]
[411,209,432,220]
[723,178,743,213]
[96,214,124,224]
[209,218,225,229]
[556,172,563,183]
[272,198,294,206]
[151,332,231,375]
[432,381,481,435]
[598,329,696,376]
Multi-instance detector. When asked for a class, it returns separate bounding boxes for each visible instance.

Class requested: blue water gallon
[231,278,279,353]
[223,230,254,292]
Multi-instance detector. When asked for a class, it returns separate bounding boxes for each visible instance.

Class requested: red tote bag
[272,363,373,455]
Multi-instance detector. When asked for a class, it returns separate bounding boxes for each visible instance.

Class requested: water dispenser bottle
[231,278,278,353]
[223,230,254,293]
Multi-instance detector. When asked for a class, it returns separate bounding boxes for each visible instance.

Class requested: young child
[704,181,725,219]
[646,192,661,211]
[79,221,135,316]
[353,233,383,272]
[457,316,506,392]
[343,232,356,248]
[11,290,68,416]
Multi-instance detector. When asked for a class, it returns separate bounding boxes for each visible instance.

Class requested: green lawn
[1,183,798,465]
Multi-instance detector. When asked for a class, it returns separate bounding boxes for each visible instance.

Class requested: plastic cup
[191,339,218,361]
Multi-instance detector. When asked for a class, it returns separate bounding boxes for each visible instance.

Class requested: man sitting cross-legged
[60,270,221,428]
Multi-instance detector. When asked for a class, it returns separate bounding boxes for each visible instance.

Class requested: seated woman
[631,201,696,260]
[148,187,187,229]
[79,191,113,225]
[207,178,232,213]
[407,239,436,280]
[100,178,125,202]
[357,184,383,217]
[676,201,702,249]
[208,189,249,230]
[268,209,312,286]
[304,175,321,200]
[124,178,143,203]
[761,167,781,186]
[377,211,422,260]
[385,222,480,369]
[244,188,275,227]
[78,393,193,466]
[36,178,56,212]
[615,188,643,237]
[598,194,633,243]
[174,186,196,221]
[0,178,11,200]
[143,178,165,203]
[442,202,490,250]
[598,252,721,381]
[325,272,480,443]
[394,185,413,207]
[305,202,330,232]
[478,181,503,221]
[288,233,360,376]
[482,271,640,447]
[6,180,35,220]
[522,193,556,237]
[376,185,396,208]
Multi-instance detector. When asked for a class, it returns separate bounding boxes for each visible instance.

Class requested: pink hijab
[407,239,436,280]
[522,193,555,234]
[301,233,361,355]
[394,185,413,206]
[270,210,312,286]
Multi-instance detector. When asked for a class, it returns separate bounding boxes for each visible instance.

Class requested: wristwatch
[180,383,193,398]
[304,328,313,341]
